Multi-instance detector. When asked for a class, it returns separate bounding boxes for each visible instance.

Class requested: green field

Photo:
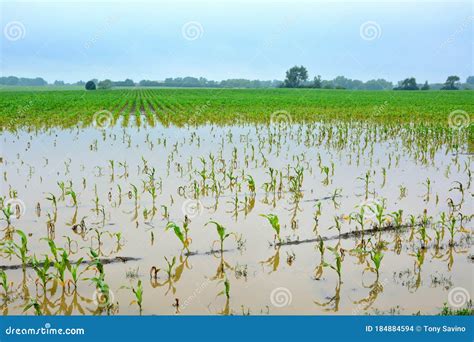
[0,88,473,130]
[0,87,473,316]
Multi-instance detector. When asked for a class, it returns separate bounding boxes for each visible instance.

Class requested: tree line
[1,72,473,90]
[281,66,474,90]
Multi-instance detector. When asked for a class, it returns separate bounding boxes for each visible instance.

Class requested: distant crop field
[0,88,473,130]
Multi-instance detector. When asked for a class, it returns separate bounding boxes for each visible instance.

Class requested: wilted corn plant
[23,298,43,316]
[166,220,191,252]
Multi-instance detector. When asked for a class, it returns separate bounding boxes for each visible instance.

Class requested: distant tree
[321,80,334,89]
[97,79,113,89]
[313,75,322,88]
[54,80,65,86]
[283,66,308,88]
[441,75,460,90]
[466,76,474,86]
[421,81,430,90]
[364,79,393,90]
[112,79,135,87]
[85,80,96,90]
[394,78,419,90]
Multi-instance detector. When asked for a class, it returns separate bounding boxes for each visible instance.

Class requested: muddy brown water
[0,120,472,315]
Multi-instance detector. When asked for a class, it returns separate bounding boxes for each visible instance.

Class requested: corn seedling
[260,214,281,243]
[205,221,236,252]
[165,221,191,252]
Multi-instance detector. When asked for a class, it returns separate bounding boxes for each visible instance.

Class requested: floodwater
[0,118,472,315]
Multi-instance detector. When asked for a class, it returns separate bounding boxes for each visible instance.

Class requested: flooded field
[0,89,472,315]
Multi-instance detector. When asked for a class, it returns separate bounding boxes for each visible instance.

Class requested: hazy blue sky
[1,0,472,83]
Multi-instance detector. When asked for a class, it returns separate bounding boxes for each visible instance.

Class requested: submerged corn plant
[205,221,236,252]
[165,221,191,252]
[121,280,143,314]
[23,298,43,316]
[0,269,11,295]
[323,246,343,282]
[260,214,281,243]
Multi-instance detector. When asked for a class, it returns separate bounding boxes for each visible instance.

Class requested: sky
[0,0,472,83]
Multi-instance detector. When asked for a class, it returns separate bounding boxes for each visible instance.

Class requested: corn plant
[166,221,191,252]
[260,214,281,243]
[218,277,230,299]
[132,280,143,313]
[246,175,256,193]
[323,247,342,282]
[1,203,14,227]
[46,193,57,211]
[369,249,384,276]
[87,249,112,308]
[164,256,176,278]
[31,255,53,291]
[390,209,403,227]
[121,279,143,314]
[23,298,42,316]
[447,216,457,246]
[329,215,342,235]
[369,199,386,229]
[68,257,84,288]
[205,221,236,252]
[0,269,11,295]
